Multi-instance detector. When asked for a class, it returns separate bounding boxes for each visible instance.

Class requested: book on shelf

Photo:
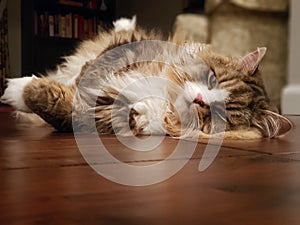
[54,15,59,36]
[73,14,79,39]
[59,15,66,37]
[34,11,99,40]
[65,13,73,38]
[78,15,84,39]
[48,15,55,37]
[37,13,46,37]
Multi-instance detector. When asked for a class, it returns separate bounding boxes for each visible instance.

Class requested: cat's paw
[131,100,165,135]
[132,102,148,114]
[132,102,149,134]
[1,75,37,112]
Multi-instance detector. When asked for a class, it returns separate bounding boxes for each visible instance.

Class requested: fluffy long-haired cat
[1,16,292,140]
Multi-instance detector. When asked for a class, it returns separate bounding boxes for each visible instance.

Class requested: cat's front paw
[1,75,37,112]
[131,100,166,135]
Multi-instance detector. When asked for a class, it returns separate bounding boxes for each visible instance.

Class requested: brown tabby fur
[19,26,292,139]
[199,50,292,137]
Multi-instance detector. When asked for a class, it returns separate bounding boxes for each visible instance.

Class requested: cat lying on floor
[1,16,292,139]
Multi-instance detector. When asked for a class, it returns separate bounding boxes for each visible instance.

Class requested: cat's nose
[193,93,206,107]
[194,93,202,102]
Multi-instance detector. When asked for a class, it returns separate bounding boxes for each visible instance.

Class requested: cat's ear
[240,47,267,75]
[252,109,292,138]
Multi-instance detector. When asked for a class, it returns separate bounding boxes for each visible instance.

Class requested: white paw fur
[132,99,166,135]
[1,75,37,112]
[113,15,136,32]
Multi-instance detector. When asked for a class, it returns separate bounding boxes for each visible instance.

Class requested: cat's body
[1,17,292,139]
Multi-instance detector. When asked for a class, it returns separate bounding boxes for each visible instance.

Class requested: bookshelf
[21,0,116,75]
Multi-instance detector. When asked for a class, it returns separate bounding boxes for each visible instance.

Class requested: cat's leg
[1,76,49,127]
[22,78,75,131]
[1,76,75,131]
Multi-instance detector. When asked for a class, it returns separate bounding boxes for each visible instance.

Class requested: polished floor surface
[1,111,300,225]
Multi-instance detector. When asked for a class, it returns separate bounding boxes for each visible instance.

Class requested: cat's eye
[207,71,217,90]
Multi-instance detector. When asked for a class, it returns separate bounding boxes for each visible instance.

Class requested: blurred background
[0,0,298,112]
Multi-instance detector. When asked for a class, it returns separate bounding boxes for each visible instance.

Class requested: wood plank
[1,155,300,225]
[1,112,300,225]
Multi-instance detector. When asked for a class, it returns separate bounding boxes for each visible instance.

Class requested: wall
[287,0,300,84]
[282,0,300,114]
[7,0,21,77]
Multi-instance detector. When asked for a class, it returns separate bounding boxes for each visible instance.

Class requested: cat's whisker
[216,111,227,123]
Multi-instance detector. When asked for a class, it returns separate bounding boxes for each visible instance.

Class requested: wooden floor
[1,111,300,225]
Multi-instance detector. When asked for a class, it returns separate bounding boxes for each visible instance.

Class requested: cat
[0,16,292,140]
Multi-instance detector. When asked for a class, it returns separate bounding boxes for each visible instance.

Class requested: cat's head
[166,47,292,138]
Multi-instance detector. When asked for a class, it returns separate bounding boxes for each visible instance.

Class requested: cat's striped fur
[1,17,292,139]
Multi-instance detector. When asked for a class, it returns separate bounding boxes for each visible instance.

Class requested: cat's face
[166,47,292,138]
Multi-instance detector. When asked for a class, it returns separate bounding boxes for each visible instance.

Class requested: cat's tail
[113,15,136,32]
